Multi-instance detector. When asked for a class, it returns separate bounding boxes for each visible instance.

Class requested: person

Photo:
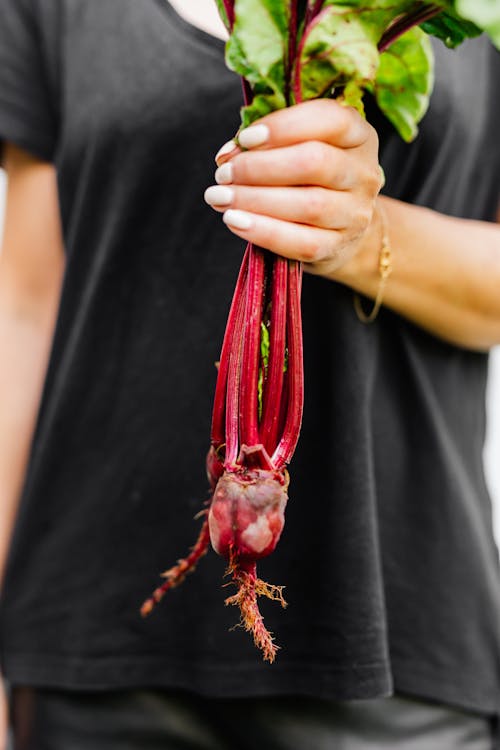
[0,0,499,747]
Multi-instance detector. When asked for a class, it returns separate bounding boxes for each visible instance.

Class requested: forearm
[335,196,500,351]
[0,291,60,584]
[0,145,65,586]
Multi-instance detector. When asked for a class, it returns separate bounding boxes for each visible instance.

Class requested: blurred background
[0,169,499,545]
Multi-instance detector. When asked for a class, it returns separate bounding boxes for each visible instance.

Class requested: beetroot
[208,460,289,660]
[141,243,303,662]
[209,460,288,562]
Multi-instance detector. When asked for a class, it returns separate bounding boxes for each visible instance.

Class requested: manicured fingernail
[238,124,270,149]
[215,140,237,162]
[223,209,253,231]
[215,162,233,185]
[204,185,234,206]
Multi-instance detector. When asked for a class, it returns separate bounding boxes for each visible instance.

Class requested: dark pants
[9,687,496,750]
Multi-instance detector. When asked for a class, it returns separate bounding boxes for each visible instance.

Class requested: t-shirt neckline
[158,1,226,52]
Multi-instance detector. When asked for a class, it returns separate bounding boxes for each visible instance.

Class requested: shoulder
[0,0,62,163]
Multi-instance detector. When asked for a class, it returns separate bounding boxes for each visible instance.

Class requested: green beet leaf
[222,0,499,136]
[454,0,500,49]
[258,322,270,420]
[225,0,290,124]
[297,8,379,101]
[371,26,434,142]
[240,93,285,127]
[421,9,482,48]
[214,0,231,30]
[296,2,416,104]
[341,80,366,113]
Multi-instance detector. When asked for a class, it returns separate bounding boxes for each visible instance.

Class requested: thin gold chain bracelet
[353,202,393,324]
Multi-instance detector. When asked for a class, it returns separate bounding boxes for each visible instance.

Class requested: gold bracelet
[353,202,393,324]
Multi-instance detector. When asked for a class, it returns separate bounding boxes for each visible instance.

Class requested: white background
[0,171,499,544]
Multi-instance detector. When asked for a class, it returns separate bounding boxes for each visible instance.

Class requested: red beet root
[140,466,288,661]
[207,461,290,662]
[209,465,288,562]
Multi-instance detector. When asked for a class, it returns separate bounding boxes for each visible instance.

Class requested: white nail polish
[215,140,237,162]
[204,185,234,206]
[238,124,270,149]
[223,209,253,231]
[215,162,233,185]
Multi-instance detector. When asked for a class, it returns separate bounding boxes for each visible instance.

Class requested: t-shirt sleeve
[0,0,58,162]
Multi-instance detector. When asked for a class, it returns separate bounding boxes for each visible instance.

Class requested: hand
[204,99,382,278]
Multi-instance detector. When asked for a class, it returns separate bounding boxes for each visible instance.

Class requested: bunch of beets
[141,241,302,663]
[141,0,498,662]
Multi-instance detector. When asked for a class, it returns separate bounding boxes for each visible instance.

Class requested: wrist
[331,199,385,293]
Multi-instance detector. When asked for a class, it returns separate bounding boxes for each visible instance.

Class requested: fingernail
[238,124,270,149]
[223,209,253,231]
[215,140,237,162]
[215,162,233,185]
[204,185,234,206]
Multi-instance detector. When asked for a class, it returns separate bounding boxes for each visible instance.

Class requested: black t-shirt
[0,0,499,717]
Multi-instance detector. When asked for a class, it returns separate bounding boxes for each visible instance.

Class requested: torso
[1,0,499,716]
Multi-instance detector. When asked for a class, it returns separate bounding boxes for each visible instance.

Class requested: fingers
[208,99,381,273]
[204,184,362,230]
[220,209,344,265]
[240,100,373,153]
[215,100,375,169]
[215,141,361,190]
[218,205,372,269]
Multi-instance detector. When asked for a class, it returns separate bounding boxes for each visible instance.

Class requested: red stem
[242,79,253,107]
[285,0,299,105]
[211,246,250,448]
[239,245,266,451]
[272,261,304,468]
[305,0,325,27]
[222,0,235,29]
[259,257,288,457]
[276,368,289,448]
[378,5,442,52]
[225,248,251,467]
[293,5,327,105]
[140,514,211,616]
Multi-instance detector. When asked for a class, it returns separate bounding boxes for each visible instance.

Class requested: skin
[0,2,498,743]
[168,0,228,39]
[0,144,65,747]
